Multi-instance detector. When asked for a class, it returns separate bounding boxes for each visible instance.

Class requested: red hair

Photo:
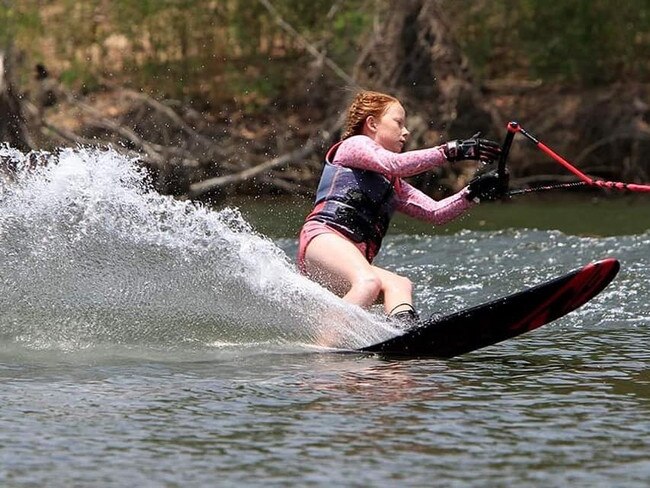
[341,90,399,140]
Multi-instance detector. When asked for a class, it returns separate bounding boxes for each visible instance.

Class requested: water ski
[361,258,620,358]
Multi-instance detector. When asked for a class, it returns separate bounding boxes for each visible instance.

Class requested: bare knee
[387,274,413,295]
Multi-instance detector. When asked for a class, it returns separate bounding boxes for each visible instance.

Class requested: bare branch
[258,0,359,89]
[120,89,225,155]
[575,131,650,165]
[187,140,318,198]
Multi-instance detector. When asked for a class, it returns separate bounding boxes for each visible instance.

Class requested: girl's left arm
[394,179,474,225]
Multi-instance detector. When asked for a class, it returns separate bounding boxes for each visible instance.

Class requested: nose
[402,126,410,138]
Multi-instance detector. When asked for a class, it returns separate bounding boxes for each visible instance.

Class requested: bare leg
[370,266,413,315]
[304,233,413,314]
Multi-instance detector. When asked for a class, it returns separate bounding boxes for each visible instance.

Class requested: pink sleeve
[332,135,448,177]
[394,179,474,225]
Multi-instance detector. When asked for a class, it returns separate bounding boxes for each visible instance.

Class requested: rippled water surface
[1,147,649,487]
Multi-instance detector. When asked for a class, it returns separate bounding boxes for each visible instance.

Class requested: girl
[298,90,506,324]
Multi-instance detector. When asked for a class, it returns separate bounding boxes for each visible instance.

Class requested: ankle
[388,302,416,316]
[388,304,421,328]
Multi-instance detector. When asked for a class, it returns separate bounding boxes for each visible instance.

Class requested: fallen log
[186,140,319,199]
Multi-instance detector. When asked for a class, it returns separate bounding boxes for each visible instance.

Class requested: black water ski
[361,258,620,358]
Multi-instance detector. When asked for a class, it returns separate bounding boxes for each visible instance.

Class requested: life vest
[305,142,397,259]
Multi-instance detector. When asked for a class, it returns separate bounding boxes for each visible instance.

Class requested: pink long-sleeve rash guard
[331,135,474,225]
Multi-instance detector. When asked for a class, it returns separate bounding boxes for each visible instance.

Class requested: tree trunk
[0,48,34,151]
[352,0,498,139]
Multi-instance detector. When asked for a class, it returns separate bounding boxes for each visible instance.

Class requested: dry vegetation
[2,0,650,202]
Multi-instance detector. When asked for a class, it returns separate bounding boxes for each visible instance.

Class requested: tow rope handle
[495,121,518,195]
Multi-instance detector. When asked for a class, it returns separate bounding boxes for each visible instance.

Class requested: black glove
[465,170,509,202]
[443,132,501,164]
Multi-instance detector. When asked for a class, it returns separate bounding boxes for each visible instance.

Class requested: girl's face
[366,102,409,152]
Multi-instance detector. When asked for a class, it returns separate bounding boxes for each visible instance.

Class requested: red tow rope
[506,121,650,193]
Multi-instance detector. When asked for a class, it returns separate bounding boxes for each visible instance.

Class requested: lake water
[1,146,649,487]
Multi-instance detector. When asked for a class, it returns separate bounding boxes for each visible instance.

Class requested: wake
[0,145,397,352]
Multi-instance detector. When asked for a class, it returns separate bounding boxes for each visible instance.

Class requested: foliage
[449,0,650,85]
[3,0,650,108]
[0,0,375,108]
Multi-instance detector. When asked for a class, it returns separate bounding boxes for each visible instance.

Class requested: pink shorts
[297,220,373,274]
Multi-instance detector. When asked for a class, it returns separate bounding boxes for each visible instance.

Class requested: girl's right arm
[332,136,448,177]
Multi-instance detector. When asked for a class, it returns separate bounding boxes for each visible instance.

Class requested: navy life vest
[305,142,398,256]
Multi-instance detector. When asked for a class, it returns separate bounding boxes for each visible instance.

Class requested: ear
[364,115,378,134]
